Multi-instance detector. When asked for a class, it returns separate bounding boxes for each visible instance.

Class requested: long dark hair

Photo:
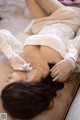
[1,64,64,120]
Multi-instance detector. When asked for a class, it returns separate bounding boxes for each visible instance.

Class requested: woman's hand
[9,54,32,71]
[50,58,76,82]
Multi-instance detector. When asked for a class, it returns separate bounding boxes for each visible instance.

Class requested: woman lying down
[1,0,80,119]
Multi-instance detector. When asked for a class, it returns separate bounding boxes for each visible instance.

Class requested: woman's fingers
[50,64,59,72]
[52,74,61,81]
[51,68,64,82]
[51,67,62,82]
[51,68,60,77]
[50,59,74,82]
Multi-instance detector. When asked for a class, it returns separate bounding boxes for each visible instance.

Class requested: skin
[25,0,48,18]
[25,0,64,18]
[9,45,63,83]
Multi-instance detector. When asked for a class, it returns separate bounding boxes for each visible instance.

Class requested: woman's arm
[0,30,31,71]
[50,35,80,82]
[25,0,48,19]
[0,32,17,59]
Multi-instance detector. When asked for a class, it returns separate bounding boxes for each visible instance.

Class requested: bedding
[66,87,80,120]
[59,0,80,5]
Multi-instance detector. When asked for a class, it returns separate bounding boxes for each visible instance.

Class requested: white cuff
[64,57,76,70]
[65,48,78,62]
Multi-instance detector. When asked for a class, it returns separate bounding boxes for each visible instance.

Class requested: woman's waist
[24,34,66,56]
[32,23,75,35]
[38,24,74,39]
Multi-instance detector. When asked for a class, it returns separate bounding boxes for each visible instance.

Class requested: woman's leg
[36,0,64,14]
[25,0,48,19]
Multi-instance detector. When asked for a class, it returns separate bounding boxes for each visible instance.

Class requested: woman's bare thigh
[25,0,48,19]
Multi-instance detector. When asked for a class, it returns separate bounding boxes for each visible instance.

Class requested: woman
[1,0,80,119]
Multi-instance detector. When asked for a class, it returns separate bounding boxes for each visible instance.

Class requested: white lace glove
[9,54,32,71]
[50,57,76,82]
